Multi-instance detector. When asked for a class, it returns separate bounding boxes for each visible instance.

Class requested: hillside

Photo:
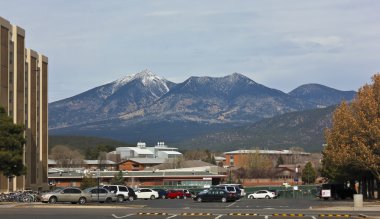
[289,84,356,107]
[179,105,336,152]
[49,135,133,151]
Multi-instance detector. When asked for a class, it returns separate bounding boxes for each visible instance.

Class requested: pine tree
[0,106,26,178]
[110,170,124,185]
[80,175,97,189]
[301,162,316,184]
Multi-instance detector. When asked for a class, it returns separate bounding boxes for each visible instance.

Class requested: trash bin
[354,194,363,208]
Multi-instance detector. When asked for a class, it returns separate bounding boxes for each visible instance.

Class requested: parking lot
[2,196,377,219]
[112,196,351,210]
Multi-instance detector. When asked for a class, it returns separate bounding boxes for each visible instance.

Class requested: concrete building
[147,142,183,159]
[0,17,48,192]
[111,142,183,162]
[115,142,155,160]
[48,170,226,188]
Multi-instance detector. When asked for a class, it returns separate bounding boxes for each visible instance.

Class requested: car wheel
[128,196,134,201]
[197,197,202,202]
[161,195,166,199]
[150,195,155,200]
[221,197,227,203]
[49,196,57,204]
[249,196,254,199]
[105,197,112,203]
[183,196,187,199]
[78,197,86,205]
[117,195,124,203]
[265,195,270,199]
[176,195,180,199]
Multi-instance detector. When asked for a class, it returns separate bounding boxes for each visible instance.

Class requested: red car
[181,189,193,198]
[166,190,186,199]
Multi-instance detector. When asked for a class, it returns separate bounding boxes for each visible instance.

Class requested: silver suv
[103,185,132,202]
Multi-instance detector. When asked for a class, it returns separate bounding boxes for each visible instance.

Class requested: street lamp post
[97,169,100,203]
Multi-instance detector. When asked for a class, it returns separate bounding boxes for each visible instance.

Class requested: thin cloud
[289,36,343,48]
[145,10,182,17]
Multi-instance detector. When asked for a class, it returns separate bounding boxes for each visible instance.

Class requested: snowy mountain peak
[114,69,161,86]
[226,73,258,85]
[112,69,170,94]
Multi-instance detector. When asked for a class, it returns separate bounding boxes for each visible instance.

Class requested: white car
[248,190,276,199]
[134,188,159,200]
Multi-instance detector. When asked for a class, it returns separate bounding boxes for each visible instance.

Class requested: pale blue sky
[1,0,379,102]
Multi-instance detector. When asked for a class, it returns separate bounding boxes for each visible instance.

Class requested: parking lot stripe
[227,202,237,207]
[111,213,134,218]
[166,215,177,219]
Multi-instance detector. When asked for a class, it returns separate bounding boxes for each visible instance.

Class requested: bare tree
[50,145,84,168]
[98,151,108,170]
[238,148,275,178]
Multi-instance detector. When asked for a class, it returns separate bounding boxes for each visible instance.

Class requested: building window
[9,71,13,84]
[229,155,234,166]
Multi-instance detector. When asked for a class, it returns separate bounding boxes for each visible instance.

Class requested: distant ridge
[289,83,356,107]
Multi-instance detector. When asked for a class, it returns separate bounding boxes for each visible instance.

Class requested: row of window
[163,180,212,187]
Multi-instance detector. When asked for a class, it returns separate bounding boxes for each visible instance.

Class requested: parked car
[152,188,168,199]
[219,184,246,197]
[213,185,240,198]
[167,190,186,199]
[134,188,159,200]
[248,190,277,199]
[193,188,237,203]
[83,187,117,203]
[181,189,193,198]
[102,185,132,202]
[41,187,91,204]
[268,189,280,198]
[126,186,137,200]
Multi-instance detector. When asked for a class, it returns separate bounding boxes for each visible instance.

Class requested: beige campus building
[0,17,48,192]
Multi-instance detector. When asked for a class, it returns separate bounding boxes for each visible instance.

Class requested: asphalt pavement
[1,197,379,219]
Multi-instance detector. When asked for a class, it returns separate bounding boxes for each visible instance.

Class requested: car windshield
[198,189,208,194]
[51,188,64,193]
[83,188,94,193]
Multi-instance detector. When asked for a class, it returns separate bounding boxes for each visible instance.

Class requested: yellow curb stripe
[227,213,259,216]
[319,214,351,217]
[137,213,168,216]
[180,213,212,216]
[273,213,305,217]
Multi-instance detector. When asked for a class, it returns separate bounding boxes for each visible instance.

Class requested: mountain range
[49,70,356,151]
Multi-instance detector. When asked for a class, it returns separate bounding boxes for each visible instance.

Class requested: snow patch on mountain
[111,69,170,95]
